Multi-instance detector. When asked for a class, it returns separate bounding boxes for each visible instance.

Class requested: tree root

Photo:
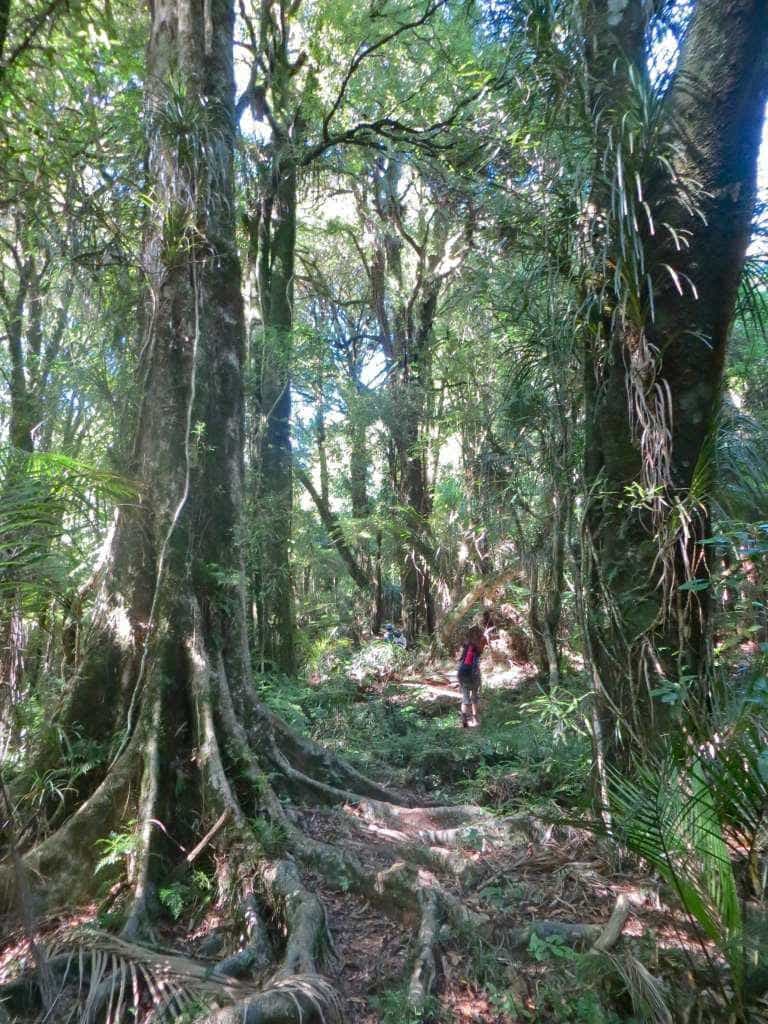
[244,686,410,806]
[408,889,443,1012]
[199,860,341,1024]
[213,893,275,979]
[197,974,343,1024]
[591,893,633,953]
[350,800,535,851]
[121,688,163,941]
[258,860,333,978]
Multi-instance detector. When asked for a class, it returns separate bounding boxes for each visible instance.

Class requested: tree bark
[242,3,301,675]
[582,0,768,762]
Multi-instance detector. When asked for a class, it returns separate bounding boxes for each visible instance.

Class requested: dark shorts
[459,669,481,704]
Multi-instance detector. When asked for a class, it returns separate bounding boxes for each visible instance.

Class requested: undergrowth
[257,663,592,809]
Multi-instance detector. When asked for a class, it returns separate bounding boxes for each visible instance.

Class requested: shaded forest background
[1,1,768,1022]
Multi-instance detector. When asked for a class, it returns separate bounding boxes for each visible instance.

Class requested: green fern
[94,823,138,876]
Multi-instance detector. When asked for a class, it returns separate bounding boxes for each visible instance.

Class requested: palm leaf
[606,757,744,988]
[37,928,341,1024]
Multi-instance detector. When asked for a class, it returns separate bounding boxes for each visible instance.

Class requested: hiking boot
[468,716,479,728]
[460,713,469,728]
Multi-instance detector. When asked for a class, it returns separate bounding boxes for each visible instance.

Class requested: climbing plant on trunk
[2,8,515,1019]
[580,0,768,764]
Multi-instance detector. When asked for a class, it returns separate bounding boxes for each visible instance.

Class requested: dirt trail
[0,661,703,1024]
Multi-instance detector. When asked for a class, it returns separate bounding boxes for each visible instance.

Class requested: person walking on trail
[457,624,486,728]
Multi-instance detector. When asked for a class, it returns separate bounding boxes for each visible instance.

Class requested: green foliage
[369,986,444,1024]
[348,640,410,683]
[302,633,354,681]
[158,882,188,922]
[607,758,743,967]
[157,872,214,922]
[248,816,289,858]
[94,823,138,877]
[582,710,768,1018]
[7,711,110,835]
[456,917,648,1024]
[528,931,580,962]
[0,448,132,607]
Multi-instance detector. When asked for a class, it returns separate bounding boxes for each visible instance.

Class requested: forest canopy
[1,1,768,1022]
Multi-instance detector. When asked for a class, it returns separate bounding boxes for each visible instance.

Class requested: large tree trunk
[582,0,768,763]
[249,152,297,674]
[2,0,415,970]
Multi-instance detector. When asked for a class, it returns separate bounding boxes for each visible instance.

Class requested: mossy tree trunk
[239,0,307,676]
[582,0,768,763]
[247,151,298,675]
[0,0,252,924]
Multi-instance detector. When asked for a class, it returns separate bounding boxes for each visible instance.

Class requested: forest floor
[299,656,710,1023]
[0,649,736,1023]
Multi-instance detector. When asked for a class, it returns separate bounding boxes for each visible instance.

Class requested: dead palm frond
[31,928,342,1024]
[47,929,257,1023]
[606,951,673,1024]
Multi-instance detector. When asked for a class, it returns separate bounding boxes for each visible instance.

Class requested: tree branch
[320,0,448,144]
[295,466,372,593]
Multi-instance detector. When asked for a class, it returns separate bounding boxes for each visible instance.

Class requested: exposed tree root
[591,892,634,953]
[214,893,275,979]
[122,688,163,941]
[198,974,343,1024]
[258,860,332,978]
[408,889,443,1012]
[198,860,341,1024]
[245,687,411,806]
[1,584,585,1024]
[350,800,536,851]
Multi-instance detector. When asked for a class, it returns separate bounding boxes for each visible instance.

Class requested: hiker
[457,624,486,728]
[383,623,407,649]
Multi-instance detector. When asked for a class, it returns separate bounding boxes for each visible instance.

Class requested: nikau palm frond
[602,729,768,1009]
[0,448,133,605]
[41,929,342,1024]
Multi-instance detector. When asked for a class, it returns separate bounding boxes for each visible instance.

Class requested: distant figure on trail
[383,623,407,649]
[457,624,486,728]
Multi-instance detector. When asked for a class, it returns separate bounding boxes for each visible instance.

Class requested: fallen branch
[591,893,633,953]
[187,810,231,866]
